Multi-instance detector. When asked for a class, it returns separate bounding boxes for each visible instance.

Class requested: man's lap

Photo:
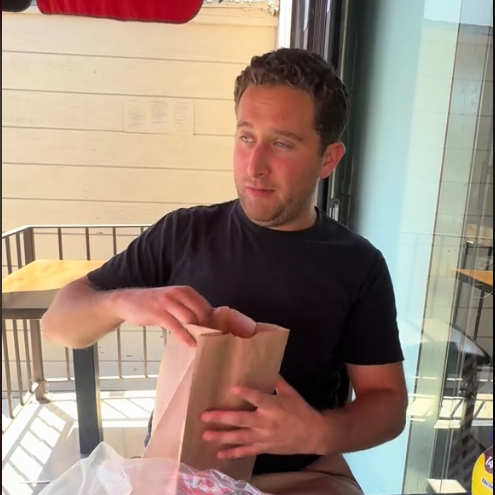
[252,454,363,495]
[144,413,363,495]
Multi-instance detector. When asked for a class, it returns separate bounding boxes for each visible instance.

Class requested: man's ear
[320,142,347,179]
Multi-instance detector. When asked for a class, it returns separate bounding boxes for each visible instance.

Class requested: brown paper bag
[252,454,364,495]
[143,307,289,482]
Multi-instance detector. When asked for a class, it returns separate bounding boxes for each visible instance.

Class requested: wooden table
[454,269,493,293]
[454,268,493,342]
[2,260,104,319]
[2,259,106,457]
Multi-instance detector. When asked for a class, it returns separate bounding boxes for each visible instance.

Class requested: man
[42,48,408,494]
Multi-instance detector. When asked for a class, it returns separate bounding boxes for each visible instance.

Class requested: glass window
[340,0,493,493]
[416,14,493,493]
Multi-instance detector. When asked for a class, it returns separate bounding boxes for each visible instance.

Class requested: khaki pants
[251,455,363,495]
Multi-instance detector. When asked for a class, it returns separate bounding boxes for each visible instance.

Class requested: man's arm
[315,362,408,455]
[314,248,408,454]
[42,213,197,349]
[42,276,124,349]
[42,279,213,349]
[42,219,167,349]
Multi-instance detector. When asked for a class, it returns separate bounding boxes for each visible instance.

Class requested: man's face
[233,85,344,229]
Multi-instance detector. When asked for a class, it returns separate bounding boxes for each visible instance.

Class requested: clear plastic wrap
[39,442,270,495]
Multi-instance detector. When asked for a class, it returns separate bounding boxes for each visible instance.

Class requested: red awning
[3,0,204,24]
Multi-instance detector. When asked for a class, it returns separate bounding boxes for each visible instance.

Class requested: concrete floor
[2,390,154,495]
[2,384,493,495]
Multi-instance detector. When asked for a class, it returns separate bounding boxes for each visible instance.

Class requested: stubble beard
[237,188,315,229]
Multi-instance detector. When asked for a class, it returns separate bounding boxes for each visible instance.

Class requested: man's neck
[270,207,318,232]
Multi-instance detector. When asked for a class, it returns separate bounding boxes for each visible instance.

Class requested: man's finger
[226,309,257,338]
[174,286,213,323]
[275,376,299,397]
[202,410,259,428]
[203,427,259,445]
[164,296,199,325]
[209,307,256,338]
[160,313,196,347]
[217,443,267,460]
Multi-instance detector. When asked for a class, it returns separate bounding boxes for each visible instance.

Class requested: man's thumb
[275,376,298,396]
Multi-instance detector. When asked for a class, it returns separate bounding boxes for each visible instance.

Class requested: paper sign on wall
[124,98,194,135]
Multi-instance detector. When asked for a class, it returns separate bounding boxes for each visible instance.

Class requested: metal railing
[2,223,154,433]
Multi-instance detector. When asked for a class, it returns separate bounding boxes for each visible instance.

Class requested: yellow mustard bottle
[473,445,493,495]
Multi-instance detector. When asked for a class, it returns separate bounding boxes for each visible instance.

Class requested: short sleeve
[342,250,404,366]
[86,214,174,291]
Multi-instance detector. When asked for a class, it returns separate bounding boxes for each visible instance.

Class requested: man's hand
[201,363,408,461]
[110,287,259,347]
[109,286,213,347]
[201,376,325,460]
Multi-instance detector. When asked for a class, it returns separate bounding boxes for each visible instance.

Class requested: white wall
[2,2,279,392]
[2,3,278,235]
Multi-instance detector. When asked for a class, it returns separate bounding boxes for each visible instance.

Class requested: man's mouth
[245,186,275,197]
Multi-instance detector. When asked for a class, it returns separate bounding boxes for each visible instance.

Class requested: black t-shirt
[86,200,404,476]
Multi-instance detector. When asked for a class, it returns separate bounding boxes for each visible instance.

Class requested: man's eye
[239,135,252,143]
[274,141,291,149]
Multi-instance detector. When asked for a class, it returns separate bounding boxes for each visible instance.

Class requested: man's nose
[247,144,269,178]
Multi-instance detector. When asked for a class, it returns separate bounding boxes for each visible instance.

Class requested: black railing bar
[2,224,478,239]
[22,320,33,389]
[112,228,118,255]
[65,347,72,381]
[57,227,64,260]
[2,319,14,418]
[117,326,123,379]
[143,326,148,378]
[5,236,13,275]
[85,227,91,260]
[43,375,159,383]
[11,320,25,405]
[1,226,30,237]
[15,233,24,269]
[3,224,151,234]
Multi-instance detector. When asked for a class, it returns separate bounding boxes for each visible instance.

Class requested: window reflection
[426,18,493,494]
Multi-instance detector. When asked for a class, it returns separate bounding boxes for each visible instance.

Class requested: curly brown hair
[234,48,350,153]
